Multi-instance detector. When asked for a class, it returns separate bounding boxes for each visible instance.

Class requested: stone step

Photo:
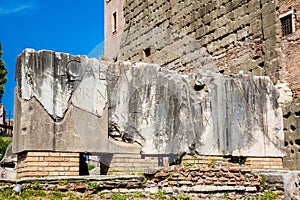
[112,154,142,159]
[107,167,145,175]
[109,162,158,168]
[109,157,158,163]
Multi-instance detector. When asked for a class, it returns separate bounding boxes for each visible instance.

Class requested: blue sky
[0,0,104,118]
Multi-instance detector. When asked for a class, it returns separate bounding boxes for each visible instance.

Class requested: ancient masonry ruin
[10,0,300,180]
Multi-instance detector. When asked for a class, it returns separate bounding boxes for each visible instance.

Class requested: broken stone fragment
[13,49,284,159]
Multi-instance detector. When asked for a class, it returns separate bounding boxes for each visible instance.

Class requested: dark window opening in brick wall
[281,14,293,36]
[112,11,117,33]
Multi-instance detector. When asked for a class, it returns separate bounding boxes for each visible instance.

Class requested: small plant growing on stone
[32,182,42,190]
[260,175,266,189]
[155,190,166,199]
[49,189,66,199]
[88,164,95,171]
[87,181,98,191]
[111,192,126,200]
[137,171,144,176]
[134,192,144,198]
[99,192,105,199]
[179,193,189,200]
[168,174,173,179]
[183,163,195,167]
[261,191,277,200]
[224,192,230,199]
[141,176,147,184]
[208,156,216,168]
[58,179,70,186]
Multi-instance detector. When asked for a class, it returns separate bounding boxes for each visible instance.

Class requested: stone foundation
[104,154,158,175]
[182,155,283,170]
[245,157,283,170]
[16,152,80,178]
[104,154,284,176]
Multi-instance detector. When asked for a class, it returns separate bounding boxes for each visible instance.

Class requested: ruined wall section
[279,0,300,97]
[119,0,282,83]
[278,0,300,169]
[282,99,300,170]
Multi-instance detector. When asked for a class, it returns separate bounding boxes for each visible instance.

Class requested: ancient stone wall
[119,0,282,83]
[1,166,295,199]
[282,99,300,169]
[279,0,300,97]
[278,0,300,169]
[182,155,283,170]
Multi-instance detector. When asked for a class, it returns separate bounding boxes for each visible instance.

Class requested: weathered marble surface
[108,63,284,156]
[13,49,284,157]
[283,171,300,199]
[13,49,139,153]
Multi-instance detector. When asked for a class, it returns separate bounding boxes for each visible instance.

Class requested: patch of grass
[0,136,12,160]
[208,156,216,168]
[88,165,95,171]
[65,192,82,200]
[261,191,277,200]
[179,193,189,200]
[58,179,70,186]
[111,192,126,200]
[140,176,147,184]
[99,192,105,198]
[0,188,15,200]
[154,190,166,200]
[224,192,230,199]
[87,181,98,191]
[137,171,144,176]
[183,163,195,167]
[49,190,66,200]
[31,182,42,190]
[260,175,266,189]
[20,189,46,199]
[133,192,145,198]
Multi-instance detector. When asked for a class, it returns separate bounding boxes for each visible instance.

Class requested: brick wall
[119,0,282,83]
[245,157,283,170]
[147,165,261,189]
[279,0,300,97]
[278,0,300,170]
[103,154,158,175]
[17,152,80,178]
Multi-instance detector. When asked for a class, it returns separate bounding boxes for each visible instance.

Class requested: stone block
[14,48,285,167]
[109,63,284,157]
[13,49,141,154]
[262,12,277,29]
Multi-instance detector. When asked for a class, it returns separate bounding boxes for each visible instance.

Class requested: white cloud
[0,0,36,15]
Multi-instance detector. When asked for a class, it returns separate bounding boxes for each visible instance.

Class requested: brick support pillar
[245,157,283,170]
[17,152,80,178]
